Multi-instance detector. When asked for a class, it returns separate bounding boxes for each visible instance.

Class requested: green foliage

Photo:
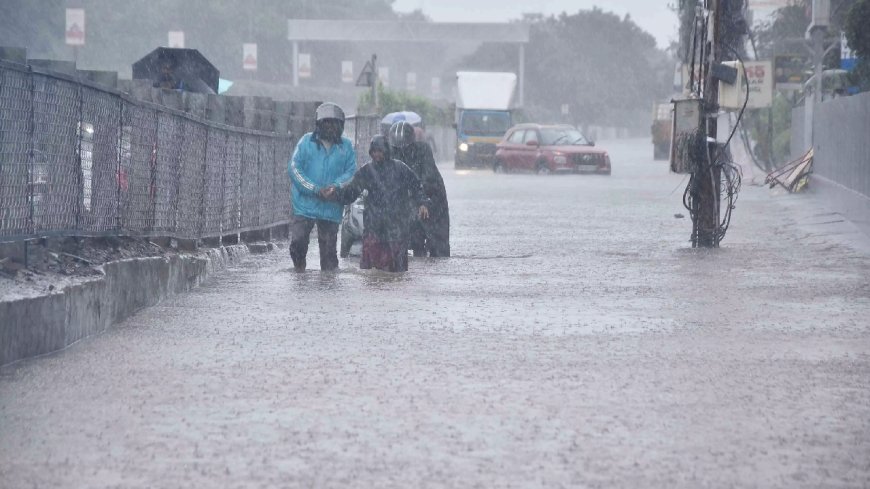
[845,0,870,92]
[845,0,870,57]
[358,83,450,126]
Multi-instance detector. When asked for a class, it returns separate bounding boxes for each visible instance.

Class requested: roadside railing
[0,60,296,243]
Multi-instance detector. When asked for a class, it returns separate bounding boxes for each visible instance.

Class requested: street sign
[243,43,257,71]
[378,67,389,87]
[168,31,185,48]
[298,53,311,78]
[406,72,416,91]
[341,61,353,83]
[431,77,440,95]
[65,9,85,46]
[356,59,375,87]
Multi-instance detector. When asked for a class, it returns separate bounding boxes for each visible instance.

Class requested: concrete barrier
[0,245,250,367]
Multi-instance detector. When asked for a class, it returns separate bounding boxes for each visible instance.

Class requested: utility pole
[371,54,379,115]
[805,0,830,150]
[696,0,723,248]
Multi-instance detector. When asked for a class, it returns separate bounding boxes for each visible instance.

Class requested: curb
[0,245,250,367]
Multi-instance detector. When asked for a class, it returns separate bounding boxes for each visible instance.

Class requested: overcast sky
[392,0,679,49]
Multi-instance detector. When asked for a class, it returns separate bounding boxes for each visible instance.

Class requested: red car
[493,124,611,175]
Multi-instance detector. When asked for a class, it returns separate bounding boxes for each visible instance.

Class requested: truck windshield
[461,113,511,136]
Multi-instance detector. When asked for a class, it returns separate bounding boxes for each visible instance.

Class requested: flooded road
[2,139,869,487]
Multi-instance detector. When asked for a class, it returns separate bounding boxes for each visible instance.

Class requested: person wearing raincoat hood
[287,102,357,272]
[388,121,450,257]
[324,136,429,273]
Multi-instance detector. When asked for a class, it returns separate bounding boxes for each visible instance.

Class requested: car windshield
[540,128,588,146]
[462,113,511,136]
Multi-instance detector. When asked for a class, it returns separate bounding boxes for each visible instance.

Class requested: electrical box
[718,61,745,109]
[670,98,703,174]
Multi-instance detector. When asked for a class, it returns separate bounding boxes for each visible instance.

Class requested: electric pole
[696,0,724,248]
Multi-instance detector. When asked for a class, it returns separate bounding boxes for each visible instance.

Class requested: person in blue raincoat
[287,103,357,271]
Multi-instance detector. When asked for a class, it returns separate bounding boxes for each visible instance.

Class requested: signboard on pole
[406,72,416,91]
[243,43,257,71]
[65,9,85,46]
[168,31,185,48]
[378,67,389,87]
[355,59,375,87]
[341,61,354,83]
[719,61,773,109]
[298,53,312,78]
[431,77,441,95]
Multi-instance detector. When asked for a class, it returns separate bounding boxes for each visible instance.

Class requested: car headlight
[458,142,469,152]
[553,155,567,165]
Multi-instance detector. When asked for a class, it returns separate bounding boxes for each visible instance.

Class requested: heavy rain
[1,1,870,487]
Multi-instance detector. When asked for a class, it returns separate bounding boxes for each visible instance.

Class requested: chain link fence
[0,60,297,243]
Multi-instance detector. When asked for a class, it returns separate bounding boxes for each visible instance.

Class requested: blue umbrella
[381,111,422,126]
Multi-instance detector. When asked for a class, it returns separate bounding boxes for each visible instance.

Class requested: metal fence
[0,60,296,243]
[343,114,380,167]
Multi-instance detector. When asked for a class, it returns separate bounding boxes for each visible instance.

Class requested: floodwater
[2,139,869,487]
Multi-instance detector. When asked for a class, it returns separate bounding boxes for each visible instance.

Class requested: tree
[845,0,870,92]
[358,83,449,125]
[449,9,671,128]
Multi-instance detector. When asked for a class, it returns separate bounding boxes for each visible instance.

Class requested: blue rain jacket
[288,133,357,223]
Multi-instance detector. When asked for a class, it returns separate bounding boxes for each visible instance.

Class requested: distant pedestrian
[325,135,429,272]
[388,121,450,257]
[287,102,357,272]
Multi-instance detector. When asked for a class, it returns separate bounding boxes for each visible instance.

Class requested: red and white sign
[65,9,85,46]
[298,53,311,78]
[341,61,353,83]
[378,67,389,87]
[406,72,417,91]
[168,31,185,48]
[243,43,257,71]
[743,61,773,108]
[719,60,773,109]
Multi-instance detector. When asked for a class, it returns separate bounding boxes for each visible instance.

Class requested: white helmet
[315,102,345,123]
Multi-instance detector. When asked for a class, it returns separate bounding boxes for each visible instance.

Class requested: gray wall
[790,105,806,161]
[810,92,870,199]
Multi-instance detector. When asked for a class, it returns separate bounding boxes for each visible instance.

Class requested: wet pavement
[2,138,869,488]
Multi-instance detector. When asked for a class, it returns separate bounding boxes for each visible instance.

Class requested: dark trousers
[290,215,339,271]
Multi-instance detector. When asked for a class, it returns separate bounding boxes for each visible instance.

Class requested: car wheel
[536,162,551,175]
[340,226,354,258]
[493,160,506,174]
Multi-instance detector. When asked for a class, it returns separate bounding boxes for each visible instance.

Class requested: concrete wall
[790,92,870,239]
[0,245,249,367]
